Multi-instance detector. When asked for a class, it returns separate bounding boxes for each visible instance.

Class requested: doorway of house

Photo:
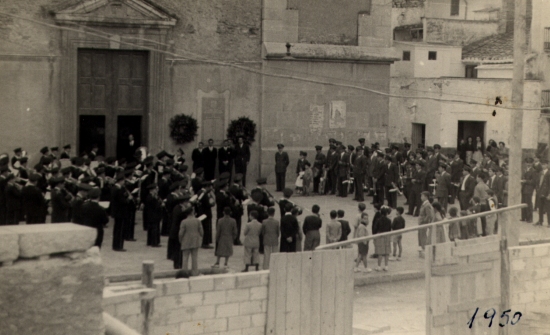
[411,123,426,149]
[116,115,142,159]
[79,115,106,156]
[457,121,486,146]
[77,49,148,157]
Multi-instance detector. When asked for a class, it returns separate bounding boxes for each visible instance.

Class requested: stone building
[0,0,397,183]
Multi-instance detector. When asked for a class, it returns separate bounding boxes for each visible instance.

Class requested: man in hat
[5,174,21,225]
[21,173,47,224]
[123,165,139,242]
[197,180,215,249]
[521,158,537,223]
[493,167,507,207]
[535,159,550,227]
[203,139,218,181]
[179,203,203,275]
[192,167,205,195]
[39,147,50,166]
[449,152,464,205]
[218,139,233,177]
[0,163,10,225]
[458,165,476,211]
[120,134,138,162]
[229,173,247,245]
[418,191,434,258]
[313,145,325,194]
[274,144,289,192]
[296,150,309,178]
[347,145,357,195]
[358,138,367,153]
[325,142,338,195]
[234,136,251,187]
[18,157,29,180]
[425,147,438,190]
[79,188,109,248]
[403,143,412,162]
[61,144,71,159]
[372,151,386,205]
[384,155,399,208]
[144,183,162,248]
[337,145,351,198]
[215,180,232,223]
[111,172,132,251]
[410,160,426,216]
[140,157,158,231]
[353,146,368,202]
[88,144,99,161]
[435,163,451,211]
[50,147,59,161]
[51,176,71,223]
[71,183,91,225]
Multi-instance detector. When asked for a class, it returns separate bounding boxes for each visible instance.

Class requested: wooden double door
[77,49,148,158]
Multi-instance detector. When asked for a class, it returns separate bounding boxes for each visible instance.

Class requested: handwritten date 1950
[467,308,522,328]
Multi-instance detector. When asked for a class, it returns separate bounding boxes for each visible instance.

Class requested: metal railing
[316,204,526,250]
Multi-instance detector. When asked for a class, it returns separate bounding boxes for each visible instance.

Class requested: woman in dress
[213,206,238,269]
[374,206,392,271]
[472,136,484,164]
[431,201,447,244]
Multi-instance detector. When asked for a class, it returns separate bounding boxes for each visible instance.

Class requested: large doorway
[411,123,426,149]
[457,121,485,147]
[116,115,142,159]
[77,49,148,158]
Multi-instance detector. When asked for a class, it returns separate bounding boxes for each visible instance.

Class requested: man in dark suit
[0,163,10,225]
[458,166,476,211]
[229,173,247,245]
[411,161,427,216]
[21,173,47,224]
[425,147,438,191]
[274,144,289,192]
[313,145,325,194]
[203,139,218,181]
[384,155,399,208]
[111,173,131,251]
[140,157,158,231]
[521,158,537,223]
[435,163,452,211]
[535,159,550,226]
[60,144,71,159]
[234,136,250,187]
[80,188,109,248]
[353,146,368,202]
[5,174,21,225]
[325,143,338,195]
[337,145,351,198]
[372,151,386,205]
[120,134,138,162]
[449,152,464,204]
[493,168,507,207]
[192,142,204,173]
[218,140,233,177]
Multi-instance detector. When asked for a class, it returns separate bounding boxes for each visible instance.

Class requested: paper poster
[329,101,346,128]
[309,104,324,133]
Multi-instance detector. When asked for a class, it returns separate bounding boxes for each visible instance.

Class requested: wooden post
[141,261,155,335]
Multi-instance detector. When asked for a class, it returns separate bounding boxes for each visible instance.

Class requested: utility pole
[506,0,526,248]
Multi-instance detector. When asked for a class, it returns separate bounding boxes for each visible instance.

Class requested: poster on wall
[329,101,346,128]
[309,104,324,133]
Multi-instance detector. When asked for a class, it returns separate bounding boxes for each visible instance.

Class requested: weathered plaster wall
[425,0,503,21]
[392,43,463,78]
[389,77,541,150]
[528,0,550,86]
[261,60,391,181]
[392,7,424,32]
[424,18,499,46]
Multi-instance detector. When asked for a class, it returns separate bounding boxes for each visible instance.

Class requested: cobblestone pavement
[353,279,425,335]
[98,183,548,277]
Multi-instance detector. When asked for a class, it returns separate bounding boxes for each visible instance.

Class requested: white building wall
[426,0,503,20]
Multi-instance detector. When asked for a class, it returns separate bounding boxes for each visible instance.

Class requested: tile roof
[461,32,514,62]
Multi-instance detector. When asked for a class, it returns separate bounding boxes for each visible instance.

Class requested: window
[465,65,478,78]
[545,27,550,51]
[402,51,411,61]
[428,51,437,60]
[542,90,550,108]
[451,0,460,16]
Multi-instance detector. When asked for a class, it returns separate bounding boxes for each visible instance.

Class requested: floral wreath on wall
[169,114,198,144]
[227,116,257,145]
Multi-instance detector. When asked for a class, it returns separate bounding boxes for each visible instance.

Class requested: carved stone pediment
[55,0,176,28]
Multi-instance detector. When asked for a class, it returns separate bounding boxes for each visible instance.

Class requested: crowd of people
[0,133,544,275]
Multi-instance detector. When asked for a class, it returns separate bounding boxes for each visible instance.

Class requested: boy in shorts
[390,206,405,261]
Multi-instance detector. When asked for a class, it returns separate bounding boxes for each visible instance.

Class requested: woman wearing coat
[213,206,238,268]
[179,205,204,276]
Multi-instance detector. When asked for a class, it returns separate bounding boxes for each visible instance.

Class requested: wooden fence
[266,248,355,335]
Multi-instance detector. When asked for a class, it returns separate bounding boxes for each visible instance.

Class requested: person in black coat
[50,177,72,223]
[145,184,163,247]
[79,188,109,248]
[384,156,399,209]
[110,173,131,251]
[0,164,10,225]
[120,134,139,162]
[275,144,290,192]
[191,142,204,173]
[197,181,216,248]
[140,159,158,231]
[21,173,47,224]
[280,202,299,252]
[215,181,232,222]
[229,173,247,245]
[203,139,218,181]
[218,140,233,177]
[313,145,326,194]
[5,174,22,225]
[233,136,251,187]
[278,188,294,221]
[71,184,90,225]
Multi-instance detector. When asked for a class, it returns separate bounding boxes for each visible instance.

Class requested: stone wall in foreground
[0,224,104,335]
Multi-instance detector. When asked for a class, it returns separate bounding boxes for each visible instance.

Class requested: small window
[451,0,460,16]
[465,65,478,78]
[402,51,411,61]
[428,51,437,60]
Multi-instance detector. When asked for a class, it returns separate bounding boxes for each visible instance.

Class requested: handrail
[316,203,526,250]
[104,312,143,335]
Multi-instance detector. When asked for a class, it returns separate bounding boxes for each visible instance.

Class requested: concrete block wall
[152,271,269,335]
[509,243,550,335]
[0,224,104,335]
[103,284,157,334]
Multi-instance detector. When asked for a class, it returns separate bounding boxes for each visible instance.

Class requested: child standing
[302,162,313,196]
[374,206,392,271]
[337,209,351,242]
[354,203,367,238]
[243,210,263,269]
[390,207,405,261]
[326,210,342,244]
[354,212,371,273]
